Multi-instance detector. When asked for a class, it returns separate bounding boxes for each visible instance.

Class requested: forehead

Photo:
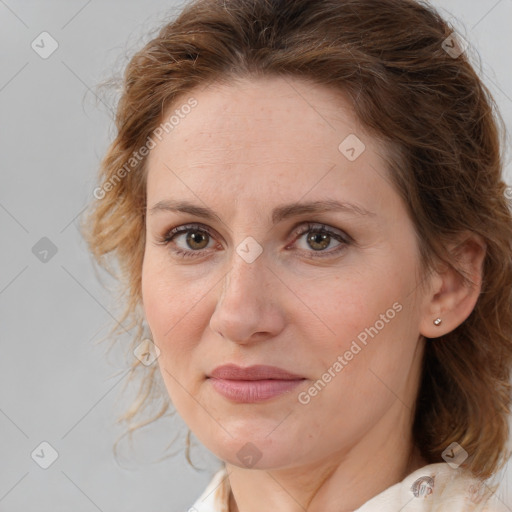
[151,75,363,156]
[144,76,393,214]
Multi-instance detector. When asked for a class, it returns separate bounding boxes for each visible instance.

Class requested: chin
[204,434,301,471]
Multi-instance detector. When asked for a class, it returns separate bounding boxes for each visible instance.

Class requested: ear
[419,232,487,339]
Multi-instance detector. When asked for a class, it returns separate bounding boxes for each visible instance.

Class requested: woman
[81,0,512,510]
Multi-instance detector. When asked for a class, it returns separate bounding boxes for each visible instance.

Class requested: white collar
[190,462,507,512]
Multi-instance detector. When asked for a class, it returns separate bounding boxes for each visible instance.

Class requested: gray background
[1,1,511,511]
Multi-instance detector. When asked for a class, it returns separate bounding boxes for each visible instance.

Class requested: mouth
[207,364,306,403]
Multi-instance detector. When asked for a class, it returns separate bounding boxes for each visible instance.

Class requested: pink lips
[207,364,306,403]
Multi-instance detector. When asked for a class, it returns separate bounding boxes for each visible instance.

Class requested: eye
[155,223,217,259]
[154,222,352,259]
[289,222,352,259]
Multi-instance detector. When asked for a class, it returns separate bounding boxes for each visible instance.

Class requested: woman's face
[142,76,431,470]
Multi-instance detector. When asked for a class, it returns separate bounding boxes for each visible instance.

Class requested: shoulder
[187,462,509,512]
[402,462,507,512]
[189,465,230,512]
[354,462,508,511]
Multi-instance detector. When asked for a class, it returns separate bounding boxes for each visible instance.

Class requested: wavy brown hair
[81,0,512,480]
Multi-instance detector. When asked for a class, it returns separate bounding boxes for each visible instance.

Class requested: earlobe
[419,233,486,339]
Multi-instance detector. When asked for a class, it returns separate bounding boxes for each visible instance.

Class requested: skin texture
[141,76,486,512]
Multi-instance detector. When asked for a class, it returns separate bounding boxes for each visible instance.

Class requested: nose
[209,250,286,345]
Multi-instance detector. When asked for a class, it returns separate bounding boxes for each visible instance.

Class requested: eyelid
[290,221,353,244]
[155,220,354,259]
[159,220,351,242]
[160,222,221,244]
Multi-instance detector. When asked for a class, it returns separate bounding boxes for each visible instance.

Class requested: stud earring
[433,318,442,326]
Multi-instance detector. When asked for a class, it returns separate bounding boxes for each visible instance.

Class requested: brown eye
[184,230,210,250]
[306,231,332,251]
[157,222,352,260]
[292,222,351,258]
[158,223,216,259]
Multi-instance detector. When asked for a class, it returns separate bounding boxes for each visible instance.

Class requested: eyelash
[155,222,353,260]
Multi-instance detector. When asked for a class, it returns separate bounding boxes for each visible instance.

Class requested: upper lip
[208,364,305,381]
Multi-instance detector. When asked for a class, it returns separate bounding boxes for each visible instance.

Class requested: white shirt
[189,462,508,512]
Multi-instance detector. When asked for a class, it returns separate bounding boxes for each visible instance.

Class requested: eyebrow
[149,198,376,224]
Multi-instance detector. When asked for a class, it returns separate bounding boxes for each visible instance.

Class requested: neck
[225,402,427,512]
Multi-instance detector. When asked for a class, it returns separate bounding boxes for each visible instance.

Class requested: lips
[208,364,304,380]
[207,364,306,403]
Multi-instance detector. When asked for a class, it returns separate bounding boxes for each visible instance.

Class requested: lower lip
[208,378,305,402]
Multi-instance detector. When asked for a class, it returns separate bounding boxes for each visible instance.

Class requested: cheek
[300,266,401,349]
[303,260,419,390]
[141,255,203,361]
[141,239,418,364]
[141,257,210,413]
